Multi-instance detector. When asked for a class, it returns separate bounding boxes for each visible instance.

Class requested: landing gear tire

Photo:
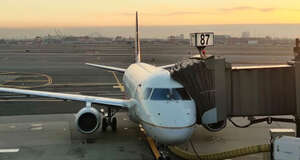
[102,118,108,132]
[112,117,117,132]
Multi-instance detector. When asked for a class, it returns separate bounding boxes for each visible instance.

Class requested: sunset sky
[1,0,300,27]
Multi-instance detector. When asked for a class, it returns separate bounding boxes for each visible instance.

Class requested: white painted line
[8,125,16,129]
[31,127,43,131]
[0,148,20,153]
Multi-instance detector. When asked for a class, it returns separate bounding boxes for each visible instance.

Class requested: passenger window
[151,88,171,100]
[144,88,152,100]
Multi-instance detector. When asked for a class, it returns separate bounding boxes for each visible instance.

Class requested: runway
[0,43,296,159]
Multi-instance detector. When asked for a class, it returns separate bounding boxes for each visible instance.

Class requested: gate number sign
[190,32,214,47]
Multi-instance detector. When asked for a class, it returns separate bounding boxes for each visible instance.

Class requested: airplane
[0,12,197,145]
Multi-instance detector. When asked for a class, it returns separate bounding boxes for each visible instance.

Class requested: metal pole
[294,38,300,137]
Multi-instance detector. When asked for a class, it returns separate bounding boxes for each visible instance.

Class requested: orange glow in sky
[1,0,300,27]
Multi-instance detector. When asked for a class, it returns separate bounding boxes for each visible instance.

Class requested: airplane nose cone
[144,124,195,145]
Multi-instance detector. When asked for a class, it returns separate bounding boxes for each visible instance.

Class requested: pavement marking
[139,124,161,160]
[0,149,20,153]
[0,72,53,89]
[31,126,43,131]
[8,125,16,129]
[31,123,43,127]
[5,80,49,82]
[51,82,119,86]
[111,71,125,92]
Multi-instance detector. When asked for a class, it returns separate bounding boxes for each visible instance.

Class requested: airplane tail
[135,11,141,63]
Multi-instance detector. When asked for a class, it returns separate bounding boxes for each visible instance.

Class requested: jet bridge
[170,38,300,135]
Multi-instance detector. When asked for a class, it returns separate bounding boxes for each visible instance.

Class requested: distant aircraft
[0,12,196,145]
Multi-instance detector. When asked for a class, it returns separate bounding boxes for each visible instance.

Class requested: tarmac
[0,44,296,160]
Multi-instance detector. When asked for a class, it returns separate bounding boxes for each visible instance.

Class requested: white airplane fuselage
[122,62,197,145]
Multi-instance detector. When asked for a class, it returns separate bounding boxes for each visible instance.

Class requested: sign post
[190,32,214,58]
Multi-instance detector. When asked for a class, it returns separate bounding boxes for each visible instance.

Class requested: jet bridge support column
[294,38,300,137]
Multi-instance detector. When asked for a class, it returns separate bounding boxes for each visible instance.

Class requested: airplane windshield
[144,88,152,100]
[150,88,191,101]
[151,88,170,100]
[171,88,191,100]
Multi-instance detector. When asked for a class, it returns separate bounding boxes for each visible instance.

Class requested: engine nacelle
[75,107,102,134]
[202,120,227,132]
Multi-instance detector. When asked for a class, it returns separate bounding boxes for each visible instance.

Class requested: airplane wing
[85,63,126,73]
[0,87,132,109]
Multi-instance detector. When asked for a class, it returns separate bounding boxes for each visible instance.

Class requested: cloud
[163,11,204,16]
[119,7,300,17]
[120,11,215,17]
[219,6,276,12]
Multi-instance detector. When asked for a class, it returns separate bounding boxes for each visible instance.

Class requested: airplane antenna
[135,11,141,63]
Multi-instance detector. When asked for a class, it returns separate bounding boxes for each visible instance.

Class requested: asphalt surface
[0,43,296,160]
[0,113,154,160]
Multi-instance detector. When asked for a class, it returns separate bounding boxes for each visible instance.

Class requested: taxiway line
[111,71,125,92]
[50,83,119,86]
[0,148,20,153]
[146,136,161,160]
[5,80,49,82]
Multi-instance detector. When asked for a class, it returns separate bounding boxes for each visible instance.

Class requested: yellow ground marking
[0,71,123,89]
[146,136,161,160]
[5,80,49,82]
[0,72,53,89]
[51,83,119,86]
[139,125,161,160]
[111,71,125,92]
[14,75,45,78]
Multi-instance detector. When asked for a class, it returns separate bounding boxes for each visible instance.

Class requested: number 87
[200,34,210,45]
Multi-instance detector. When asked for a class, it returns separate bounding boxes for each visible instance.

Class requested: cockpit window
[172,88,191,100]
[151,88,171,100]
[150,88,191,101]
[144,88,153,100]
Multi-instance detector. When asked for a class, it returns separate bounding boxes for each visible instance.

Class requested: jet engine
[75,107,102,134]
[202,120,227,132]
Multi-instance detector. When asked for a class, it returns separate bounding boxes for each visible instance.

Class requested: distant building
[241,32,250,38]
[248,40,258,45]
[214,35,231,44]
[167,34,185,42]
[33,36,42,45]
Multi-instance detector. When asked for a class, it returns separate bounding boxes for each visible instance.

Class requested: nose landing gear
[157,145,171,160]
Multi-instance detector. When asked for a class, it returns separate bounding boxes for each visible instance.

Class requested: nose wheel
[157,145,171,160]
[101,107,118,132]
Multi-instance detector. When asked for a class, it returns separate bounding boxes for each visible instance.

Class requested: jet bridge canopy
[170,57,230,124]
[170,57,296,125]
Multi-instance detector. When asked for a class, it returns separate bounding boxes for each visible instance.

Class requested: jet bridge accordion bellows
[170,58,216,124]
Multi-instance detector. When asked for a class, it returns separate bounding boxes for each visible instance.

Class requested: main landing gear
[102,107,118,132]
